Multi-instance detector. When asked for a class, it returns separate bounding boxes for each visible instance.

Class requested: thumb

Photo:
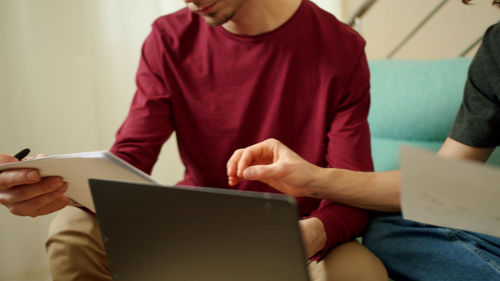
[242,165,275,181]
[0,154,19,164]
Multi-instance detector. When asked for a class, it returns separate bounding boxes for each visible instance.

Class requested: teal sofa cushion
[371,138,442,171]
[368,58,500,171]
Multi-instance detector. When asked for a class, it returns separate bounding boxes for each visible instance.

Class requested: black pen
[14,148,30,161]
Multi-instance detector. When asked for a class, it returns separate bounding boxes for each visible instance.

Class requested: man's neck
[222,0,302,36]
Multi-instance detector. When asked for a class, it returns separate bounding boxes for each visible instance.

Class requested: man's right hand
[0,154,70,217]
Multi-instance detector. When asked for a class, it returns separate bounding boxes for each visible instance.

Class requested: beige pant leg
[308,240,388,281]
[45,206,112,281]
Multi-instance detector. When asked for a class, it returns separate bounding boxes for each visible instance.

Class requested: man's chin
[202,18,219,26]
[202,16,229,27]
[198,10,235,27]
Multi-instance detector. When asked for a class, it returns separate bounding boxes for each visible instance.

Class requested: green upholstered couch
[368,58,500,172]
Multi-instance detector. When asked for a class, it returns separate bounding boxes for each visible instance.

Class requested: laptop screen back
[89,179,310,281]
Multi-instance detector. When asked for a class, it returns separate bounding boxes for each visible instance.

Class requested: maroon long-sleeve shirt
[110,0,373,258]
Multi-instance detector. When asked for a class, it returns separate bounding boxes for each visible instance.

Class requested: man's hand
[226,138,322,197]
[299,217,327,258]
[0,154,70,217]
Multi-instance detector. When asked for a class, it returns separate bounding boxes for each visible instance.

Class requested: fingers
[227,149,244,177]
[0,169,69,217]
[227,146,266,186]
[235,140,276,176]
[227,138,282,186]
[0,177,67,205]
[241,164,274,181]
[6,187,69,217]
[228,145,270,185]
[0,169,41,190]
[0,152,68,217]
[237,148,258,177]
[0,154,19,164]
[228,175,242,187]
[227,149,244,186]
[35,196,70,216]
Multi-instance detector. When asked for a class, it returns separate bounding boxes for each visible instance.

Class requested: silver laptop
[89,179,310,281]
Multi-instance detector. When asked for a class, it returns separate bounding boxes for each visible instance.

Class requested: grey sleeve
[449,22,500,148]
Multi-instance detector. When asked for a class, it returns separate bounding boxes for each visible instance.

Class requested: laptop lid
[89,179,310,281]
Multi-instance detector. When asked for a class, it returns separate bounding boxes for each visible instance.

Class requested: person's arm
[228,137,495,213]
[0,154,69,217]
[310,168,401,212]
[305,47,373,258]
[294,137,494,212]
[110,22,174,174]
[438,137,494,161]
[227,138,401,212]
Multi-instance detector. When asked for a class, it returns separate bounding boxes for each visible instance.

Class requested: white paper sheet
[0,151,159,212]
[400,146,500,238]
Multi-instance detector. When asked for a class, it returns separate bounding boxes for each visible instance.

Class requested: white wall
[0,1,185,280]
[311,0,343,17]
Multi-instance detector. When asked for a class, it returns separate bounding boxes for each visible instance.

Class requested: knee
[46,206,104,250]
[322,241,388,281]
[46,206,110,281]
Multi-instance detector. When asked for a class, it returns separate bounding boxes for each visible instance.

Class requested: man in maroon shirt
[0,0,386,280]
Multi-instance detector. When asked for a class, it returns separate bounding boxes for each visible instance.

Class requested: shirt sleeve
[110,23,174,174]
[449,23,500,148]
[309,49,373,260]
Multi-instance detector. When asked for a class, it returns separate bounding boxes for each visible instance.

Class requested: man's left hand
[299,217,327,258]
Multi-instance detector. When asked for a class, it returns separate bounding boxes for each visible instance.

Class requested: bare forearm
[308,168,401,212]
[302,138,494,212]
[226,138,402,212]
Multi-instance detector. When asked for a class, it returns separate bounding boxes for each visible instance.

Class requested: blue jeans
[363,214,500,281]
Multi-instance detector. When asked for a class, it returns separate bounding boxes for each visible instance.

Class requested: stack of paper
[0,151,159,212]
